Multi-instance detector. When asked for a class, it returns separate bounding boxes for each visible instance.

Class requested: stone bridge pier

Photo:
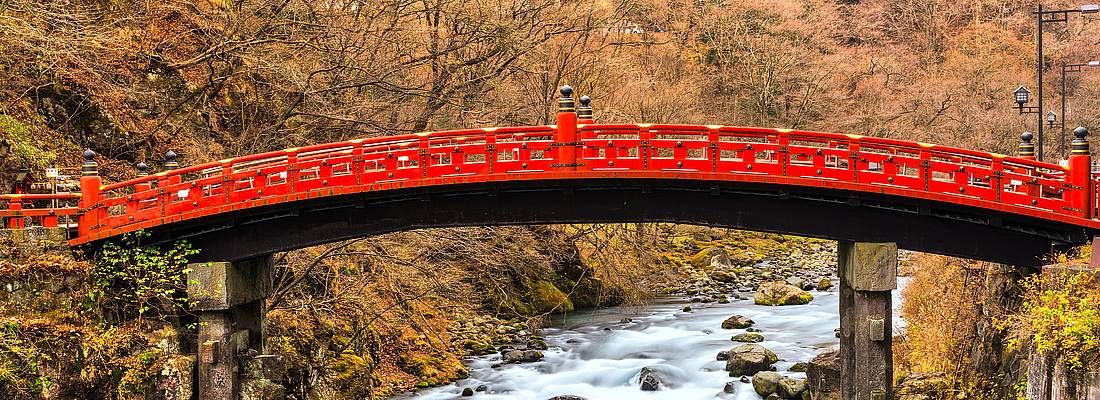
[188,256,283,399]
[838,241,897,400]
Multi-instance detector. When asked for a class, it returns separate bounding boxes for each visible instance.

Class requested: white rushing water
[404,279,909,400]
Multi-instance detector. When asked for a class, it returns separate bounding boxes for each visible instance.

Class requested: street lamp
[1014,86,1040,114]
[1029,3,1099,161]
[1059,60,1100,159]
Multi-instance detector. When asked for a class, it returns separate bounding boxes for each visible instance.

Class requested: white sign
[45,168,59,178]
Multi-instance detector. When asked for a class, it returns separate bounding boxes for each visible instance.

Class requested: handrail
[3,123,1096,244]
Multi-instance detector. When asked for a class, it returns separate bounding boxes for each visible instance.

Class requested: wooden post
[555,85,578,171]
[78,149,101,238]
[838,241,897,400]
[1067,127,1091,219]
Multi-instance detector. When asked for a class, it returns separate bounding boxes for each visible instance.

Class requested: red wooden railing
[3,103,1098,245]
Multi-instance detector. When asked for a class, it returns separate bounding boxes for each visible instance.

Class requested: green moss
[330,352,374,397]
[0,115,54,169]
[527,280,573,314]
[400,352,467,388]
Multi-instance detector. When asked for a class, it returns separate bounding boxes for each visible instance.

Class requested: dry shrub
[896,253,1022,397]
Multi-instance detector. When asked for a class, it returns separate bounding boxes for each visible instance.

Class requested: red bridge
[3,87,1098,266]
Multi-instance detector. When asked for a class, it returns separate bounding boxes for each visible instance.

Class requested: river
[404,278,910,400]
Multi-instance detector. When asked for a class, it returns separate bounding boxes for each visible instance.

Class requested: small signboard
[45,168,59,178]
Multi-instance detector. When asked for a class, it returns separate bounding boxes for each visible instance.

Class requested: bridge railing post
[78,149,101,238]
[1068,127,1092,219]
[555,85,578,171]
[777,130,790,176]
[991,156,1004,202]
[483,129,496,174]
[5,197,24,229]
[1017,132,1041,199]
[126,163,150,215]
[286,150,298,193]
[577,95,596,168]
[848,136,861,183]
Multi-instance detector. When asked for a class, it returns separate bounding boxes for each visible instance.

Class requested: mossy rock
[400,352,468,388]
[732,333,765,343]
[528,280,574,314]
[330,352,375,397]
[461,340,495,355]
[568,276,623,309]
[690,247,730,269]
[754,282,814,306]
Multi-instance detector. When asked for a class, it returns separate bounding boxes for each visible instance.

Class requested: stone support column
[188,255,273,400]
[838,241,897,400]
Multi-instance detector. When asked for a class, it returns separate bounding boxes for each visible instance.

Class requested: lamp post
[1060,60,1100,159]
[1027,3,1099,161]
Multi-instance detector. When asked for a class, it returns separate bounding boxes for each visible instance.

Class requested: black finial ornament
[164,150,180,170]
[82,149,98,176]
[136,162,149,176]
[1072,126,1090,155]
[578,95,593,120]
[558,85,575,113]
[1018,131,1035,157]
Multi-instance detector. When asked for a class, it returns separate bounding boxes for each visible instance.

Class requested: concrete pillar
[188,255,273,400]
[838,241,897,400]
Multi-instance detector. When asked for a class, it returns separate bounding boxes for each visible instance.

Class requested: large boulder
[754,282,813,306]
[690,247,732,269]
[528,280,574,314]
[752,371,783,396]
[724,344,779,377]
[721,315,754,329]
[806,348,840,400]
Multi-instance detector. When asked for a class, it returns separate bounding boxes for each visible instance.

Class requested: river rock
[788,362,808,372]
[724,344,779,377]
[462,387,474,396]
[639,367,662,391]
[806,348,840,400]
[784,276,805,289]
[721,315,754,329]
[778,377,807,398]
[732,333,765,343]
[752,371,783,396]
[723,381,737,393]
[754,282,813,306]
[547,396,586,400]
[817,277,833,291]
[717,350,730,361]
[682,306,692,312]
[710,270,738,283]
[502,349,544,363]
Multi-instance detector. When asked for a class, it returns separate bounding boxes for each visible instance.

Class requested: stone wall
[0,227,68,260]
